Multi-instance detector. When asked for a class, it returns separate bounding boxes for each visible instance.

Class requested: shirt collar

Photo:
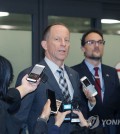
[84,59,102,72]
[44,57,65,74]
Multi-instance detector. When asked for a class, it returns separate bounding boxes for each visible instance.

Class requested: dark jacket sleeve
[5,88,21,114]
[33,118,48,134]
[48,125,60,134]
[34,118,60,134]
[70,126,104,134]
[0,88,22,134]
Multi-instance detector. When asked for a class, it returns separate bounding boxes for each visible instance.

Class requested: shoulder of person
[102,64,117,72]
[71,63,81,69]
[65,65,79,75]
[71,60,85,70]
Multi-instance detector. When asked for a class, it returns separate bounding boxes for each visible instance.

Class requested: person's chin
[89,56,101,60]
[59,54,68,60]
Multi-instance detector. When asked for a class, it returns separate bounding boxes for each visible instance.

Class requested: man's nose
[94,41,99,46]
[61,39,66,46]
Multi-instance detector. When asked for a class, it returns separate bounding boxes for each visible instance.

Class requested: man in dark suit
[72,29,120,134]
[14,23,87,134]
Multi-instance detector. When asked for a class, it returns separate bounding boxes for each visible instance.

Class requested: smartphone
[27,64,45,83]
[47,89,57,114]
[80,76,98,97]
[71,111,80,123]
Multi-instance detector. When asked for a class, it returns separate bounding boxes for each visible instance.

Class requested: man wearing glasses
[72,29,120,134]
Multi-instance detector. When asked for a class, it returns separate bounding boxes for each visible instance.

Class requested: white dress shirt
[44,57,74,100]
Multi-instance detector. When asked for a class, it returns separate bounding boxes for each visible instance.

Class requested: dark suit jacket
[14,59,86,134]
[34,118,61,134]
[72,60,120,121]
[34,119,104,134]
[0,88,22,134]
[33,118,48,134]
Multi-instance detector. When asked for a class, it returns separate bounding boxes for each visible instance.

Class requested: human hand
[55,111,71,127]
[16,74,40,98]
[83,88,96,106]
[73,110,88,127]
[40,99,51,121]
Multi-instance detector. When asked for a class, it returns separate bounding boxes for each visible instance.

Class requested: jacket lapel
[101,65,111,103]
[65,65,80,99]
[40,60,64,100]
[65,66,75,89]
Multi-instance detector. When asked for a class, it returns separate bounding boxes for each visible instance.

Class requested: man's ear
[41,40,47,50]
[81,46,85,53]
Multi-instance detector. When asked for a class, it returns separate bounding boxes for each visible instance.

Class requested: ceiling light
[116,30,120,34]
[0,12,9,17]
[0,25,16,30]
[101,19,120,24]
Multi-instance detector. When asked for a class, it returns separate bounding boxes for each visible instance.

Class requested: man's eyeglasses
[85,40,105,46]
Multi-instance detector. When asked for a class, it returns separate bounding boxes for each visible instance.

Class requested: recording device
[80,76,98,97]
[47,89,57,114]
[62,104,72,121]
[71,111,80,123]
[61,99,80,123]
[71,98,81,123]
[46,89,62,114]
[27,64,45,83]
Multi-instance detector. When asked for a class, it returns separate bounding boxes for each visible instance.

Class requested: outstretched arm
[16,74,40,98]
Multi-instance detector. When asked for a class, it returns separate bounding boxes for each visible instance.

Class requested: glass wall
[48,16,91,33]
[48,16,120,68]
[101,19,120,67]
[0,13,32,86]
[101,19,120,35]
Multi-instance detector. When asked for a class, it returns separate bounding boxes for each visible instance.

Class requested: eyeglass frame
[84,40,105,46]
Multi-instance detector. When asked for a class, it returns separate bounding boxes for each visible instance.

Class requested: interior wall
[0,0,120,87]
[0,30,31,87]
[0,31,119,87]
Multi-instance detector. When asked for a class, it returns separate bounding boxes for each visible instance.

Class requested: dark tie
[57,67,71,103]
[94,67,102,100]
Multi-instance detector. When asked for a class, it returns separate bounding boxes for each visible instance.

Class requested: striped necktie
[94,67,102,100]
[57,67,71,103]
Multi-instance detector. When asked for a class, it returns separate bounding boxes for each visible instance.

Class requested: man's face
[42,25,70,65]
[82,32,104,60]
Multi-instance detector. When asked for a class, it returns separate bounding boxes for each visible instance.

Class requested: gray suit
[15,60,86,134]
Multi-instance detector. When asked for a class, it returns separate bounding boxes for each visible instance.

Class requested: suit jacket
[33,118,48,134]
[34,119,104,134]
[34,117,104,134]
[14,59,86,134]
[0,88,22,134]
[34,118,60,134]
[72,60,120,120]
